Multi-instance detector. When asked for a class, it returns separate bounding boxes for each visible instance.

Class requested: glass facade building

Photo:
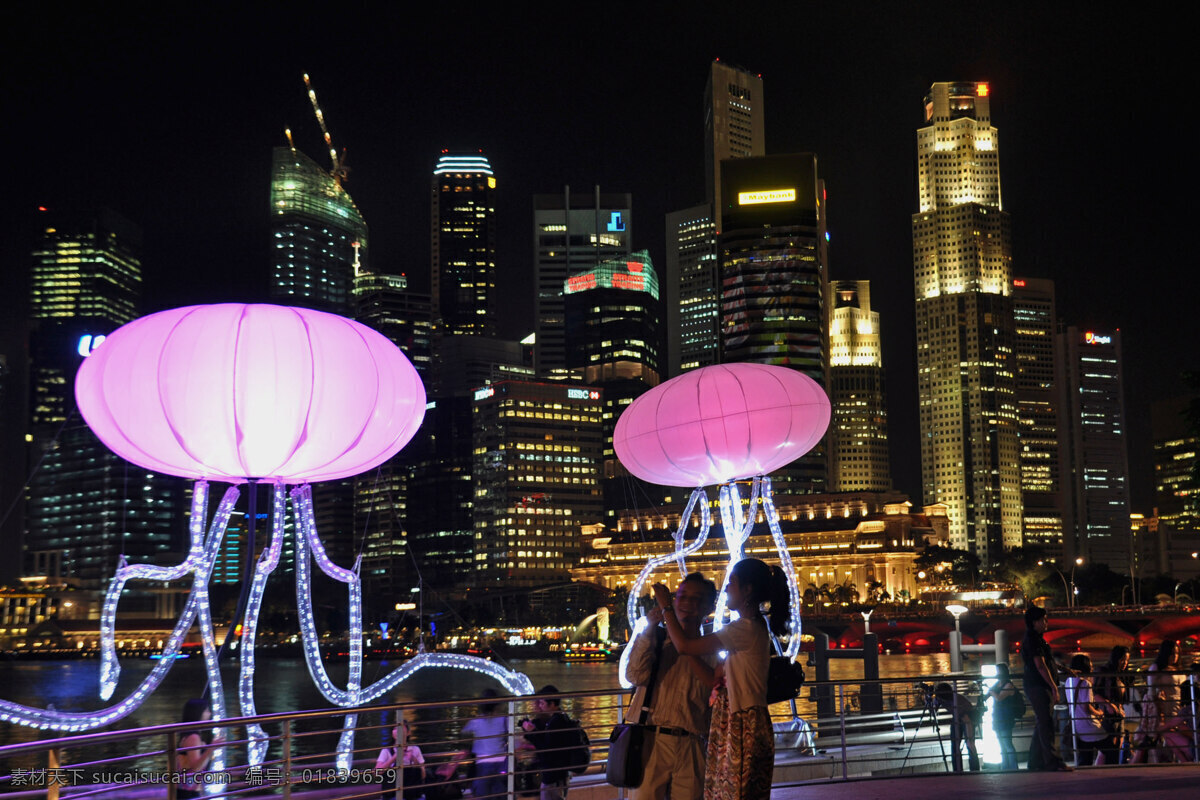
[431,154,497,337]
[269,146,368,315]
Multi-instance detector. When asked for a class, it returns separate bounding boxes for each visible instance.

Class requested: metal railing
[2,672,1197,798]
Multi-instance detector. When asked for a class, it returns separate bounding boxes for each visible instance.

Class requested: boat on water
[558,641,623,663]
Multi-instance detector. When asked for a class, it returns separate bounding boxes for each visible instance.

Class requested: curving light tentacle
[241,483,287,764]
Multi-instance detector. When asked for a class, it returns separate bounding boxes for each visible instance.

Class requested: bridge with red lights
[803,606,1200,654]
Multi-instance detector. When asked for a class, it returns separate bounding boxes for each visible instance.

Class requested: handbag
[766,655,806,704]
[606,629,665,788]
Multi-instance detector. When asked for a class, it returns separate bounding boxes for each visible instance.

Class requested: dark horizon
[2,6,1195,577]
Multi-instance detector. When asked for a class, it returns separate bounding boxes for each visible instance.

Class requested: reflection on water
[0,653,964,747]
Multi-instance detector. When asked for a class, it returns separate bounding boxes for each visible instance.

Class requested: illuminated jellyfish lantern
[1,304,533,771]
[613,363,830,676]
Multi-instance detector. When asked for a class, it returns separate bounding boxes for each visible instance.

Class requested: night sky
[1,5,1193,529]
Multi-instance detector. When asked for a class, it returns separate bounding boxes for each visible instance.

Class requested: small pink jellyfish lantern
[75,303,425,482]
[613,363,830,662]
[614,362,829,487]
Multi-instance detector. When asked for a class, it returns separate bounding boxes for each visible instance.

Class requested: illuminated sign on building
[77,334,106,357]
[737,188,796,206]
[606,212,625,232]
[567,388,601,400]
[1084,331,1112,345]
[1013,279,1026,287]
[977,83,990,97]
[563,251,659,299]
[474,387,495,401]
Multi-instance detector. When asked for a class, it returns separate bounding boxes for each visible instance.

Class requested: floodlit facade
[533,187,631,378]
[269,146,368,315]
[472,381,604,587]
[1059,327,1131,566]
[912,82,1020,563]
[1012,277,1066,557]
[829,281,890,492]
[431,153,497,336]
[574,492,947,604]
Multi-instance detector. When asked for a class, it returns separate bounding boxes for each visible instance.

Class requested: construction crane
[302,73,349,184]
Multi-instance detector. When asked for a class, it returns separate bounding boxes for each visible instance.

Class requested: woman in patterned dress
[653,558,790,800]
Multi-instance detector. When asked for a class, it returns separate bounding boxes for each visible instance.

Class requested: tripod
[900,683,951,774]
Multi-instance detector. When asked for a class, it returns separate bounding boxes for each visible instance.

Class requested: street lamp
[1070,557,1084,609]
[1038,560,1071,608]
[946,604,968,673]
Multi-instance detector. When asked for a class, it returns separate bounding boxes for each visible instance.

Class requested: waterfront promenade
[770,764,1199,800]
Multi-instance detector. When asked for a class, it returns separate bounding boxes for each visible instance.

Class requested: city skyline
[1,7,1193,550]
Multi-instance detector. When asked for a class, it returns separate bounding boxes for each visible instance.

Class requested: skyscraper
[533,187,631,378]
[666,61,766,378]
[269,146,368,315]
[719,154,829,493]
[1152,396,1199,534]
[564,250,663,523]
[705,60,765,230]
[472,381,603,587]
[269,143,369,564]
[1013,277,1066,556]
[1059,327,1131,566]
[828,280,890,492]
[665,206,719,376]
[912,82,1020,562]
[431,153,497,337]
[25,207,182,587]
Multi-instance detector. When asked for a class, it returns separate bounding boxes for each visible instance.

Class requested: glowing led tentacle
[759,476,803,657]
[241,483,287,765]
[713,480,761,631]
[358,652,535,700]
[292,485,356,705]
[0,485,238,731]
[99,482,211,699]
[624,487,711,628]
[617,487,711,690]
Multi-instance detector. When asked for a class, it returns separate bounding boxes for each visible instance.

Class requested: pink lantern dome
[614,363,830,487]
[75,304,426,483]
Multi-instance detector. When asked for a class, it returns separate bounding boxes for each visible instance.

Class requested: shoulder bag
[606,628,665,788]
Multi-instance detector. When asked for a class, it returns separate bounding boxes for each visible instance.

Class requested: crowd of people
[173,572,1197,799]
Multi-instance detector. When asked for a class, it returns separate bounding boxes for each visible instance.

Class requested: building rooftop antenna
[303,73,348,184]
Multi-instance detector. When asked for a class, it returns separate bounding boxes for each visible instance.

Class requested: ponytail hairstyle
[730,558,792,637]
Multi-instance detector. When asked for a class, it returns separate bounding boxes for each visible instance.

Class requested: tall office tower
[269,146,368,315]
[351,271,433,598]
[719,154,828,494]
[431,153,497,337]
[269,144,369,563]
[1152,396,1199,533]
[534,187,632,378]
[665,206,719,376]
[828,281,890,492]
[1059,327,1131,567]
[1013,277,1066,556]
[912,82,1019,563]
[705,60,766,227]
[472,381,603,587]
[353,271,433,380]
[25,208,182,587]
[564,251,663,523]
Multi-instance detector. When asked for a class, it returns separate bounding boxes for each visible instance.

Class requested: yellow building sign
[737,188,796,205]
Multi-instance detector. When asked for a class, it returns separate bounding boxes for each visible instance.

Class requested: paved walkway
[768,764,1200,799]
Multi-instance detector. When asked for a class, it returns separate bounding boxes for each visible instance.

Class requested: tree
[915,545,980,587]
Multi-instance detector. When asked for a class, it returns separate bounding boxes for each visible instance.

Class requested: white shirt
[1148,664,1187,718]
[715,615,769,714]
[1064,676,1107,742]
